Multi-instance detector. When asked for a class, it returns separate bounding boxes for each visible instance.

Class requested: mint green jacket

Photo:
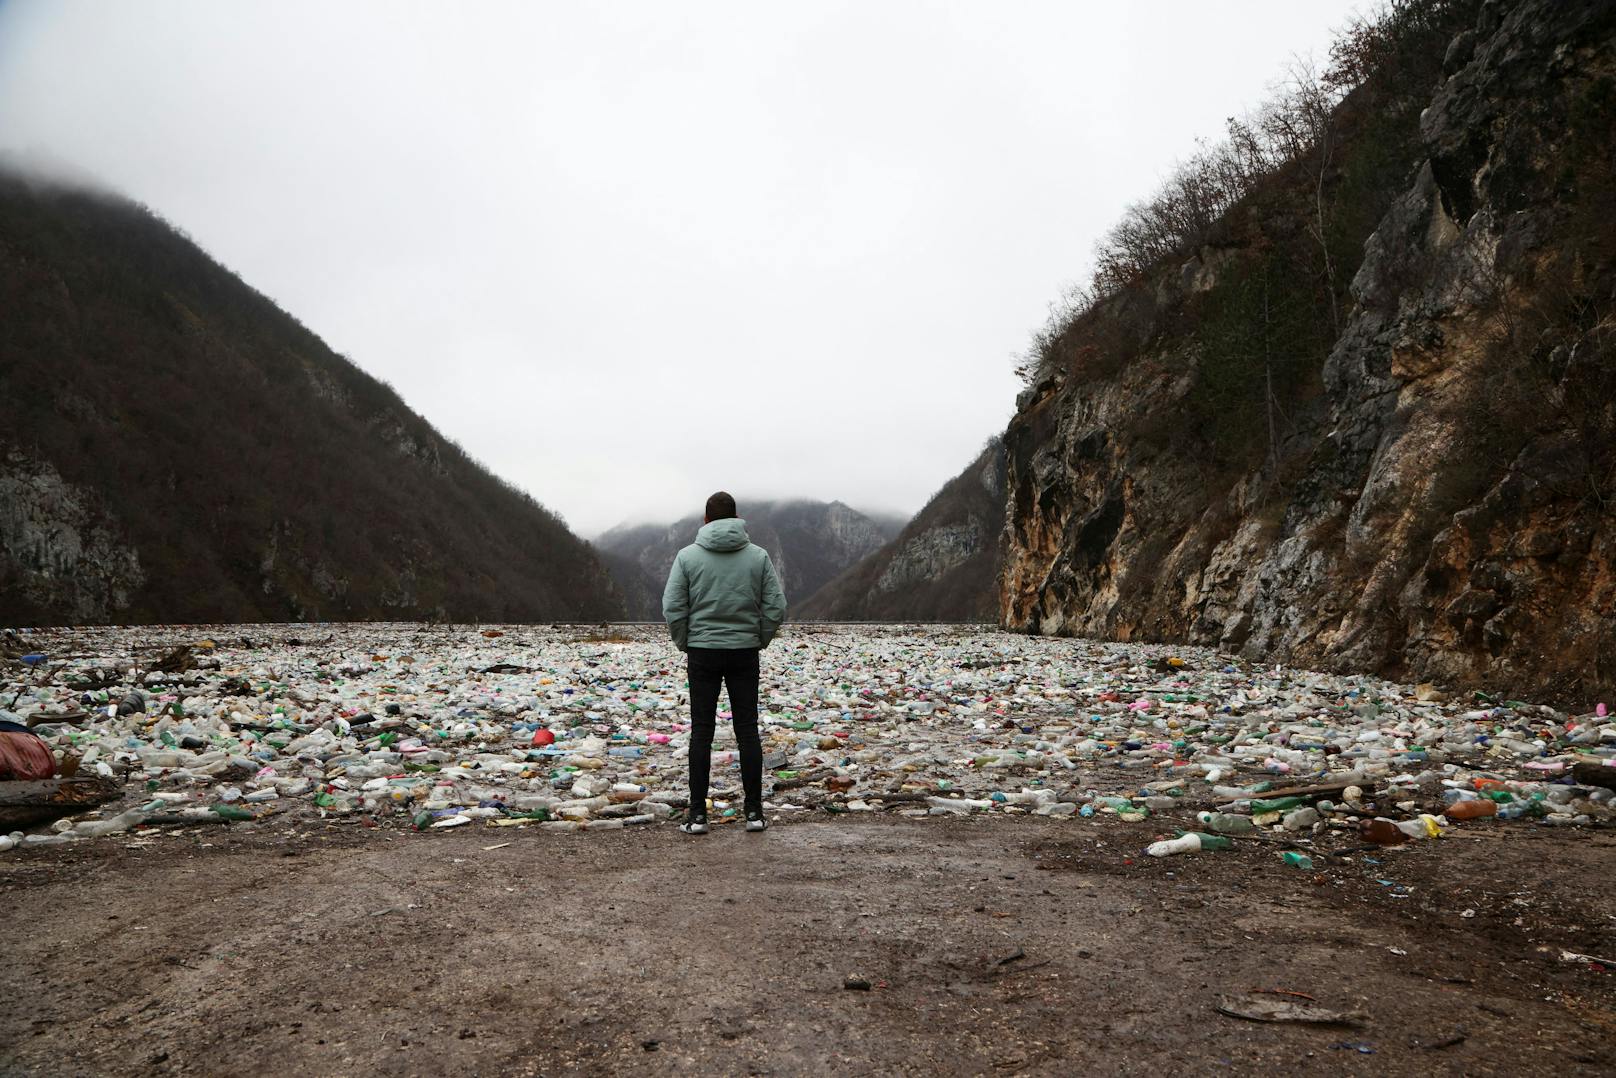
[662,518,787,651]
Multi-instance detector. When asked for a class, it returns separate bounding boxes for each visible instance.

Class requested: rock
[998,0,1616,703]
[0,447,145,621]
[874,522,983,593]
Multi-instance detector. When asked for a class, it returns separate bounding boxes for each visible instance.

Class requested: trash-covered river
[4,623,1611,849]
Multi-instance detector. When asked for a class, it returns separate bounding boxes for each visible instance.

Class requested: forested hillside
[0,171,623,623]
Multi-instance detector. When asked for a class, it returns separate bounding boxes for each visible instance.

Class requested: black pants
[686,646,762,815]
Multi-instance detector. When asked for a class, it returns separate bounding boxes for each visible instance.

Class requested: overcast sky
[0,1,1364,535]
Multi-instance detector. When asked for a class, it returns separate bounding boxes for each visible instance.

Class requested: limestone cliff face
[875,523,983,594]
[1002,0,1616,700]
[0,446,144,623]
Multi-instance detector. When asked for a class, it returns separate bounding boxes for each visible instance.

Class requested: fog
[0,1,1364,534]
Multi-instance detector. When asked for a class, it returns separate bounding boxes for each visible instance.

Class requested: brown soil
[2,814,1613,1076]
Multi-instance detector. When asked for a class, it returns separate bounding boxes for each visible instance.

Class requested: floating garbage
[0,624,1610,848]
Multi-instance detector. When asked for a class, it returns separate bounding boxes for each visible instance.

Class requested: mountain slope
[1001,0,1616,700]
[797,439,1005,622]
[0,171,623,624]
[597,500,899,620]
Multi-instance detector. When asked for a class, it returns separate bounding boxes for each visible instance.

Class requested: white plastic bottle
[1146,833,1202,857]
[72,802,158,837]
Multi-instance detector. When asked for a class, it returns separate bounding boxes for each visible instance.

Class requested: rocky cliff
[1002,0,1616,701]
[596,500,900,620]
[0,446,145,622]
[0,171,623,624]
[798,439,1006,622]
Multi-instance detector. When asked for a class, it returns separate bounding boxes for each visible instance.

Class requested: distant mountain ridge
[0,169,623,624]
[596,500,901,619]
[797,439,1005,623]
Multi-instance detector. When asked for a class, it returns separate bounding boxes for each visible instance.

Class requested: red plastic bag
[0,727,55,780]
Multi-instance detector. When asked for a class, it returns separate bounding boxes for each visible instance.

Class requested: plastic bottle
[1445,799,1498,821]
[71,801,160,837]
[1250,796,1306,814]
[1358,817,1409,845]
[1282,807,1321,831]
[570,776,606,799]
[1145,831,1232,857]
[1281,851,1314,869]
[1196,811,1256,835]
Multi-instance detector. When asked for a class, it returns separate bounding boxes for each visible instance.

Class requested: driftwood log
[1572,762,1616,791]
[0,776,122,830]
[26,710,90,729]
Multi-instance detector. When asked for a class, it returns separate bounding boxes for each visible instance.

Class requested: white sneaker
[745,811,768,833]
[680,815,709,835]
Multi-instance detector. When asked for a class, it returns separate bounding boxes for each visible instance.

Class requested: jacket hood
[696,517,751,552]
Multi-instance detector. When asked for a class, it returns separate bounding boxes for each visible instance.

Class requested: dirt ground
[0,813,1612,1077]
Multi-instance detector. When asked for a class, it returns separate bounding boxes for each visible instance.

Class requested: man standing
[662,492,788,834]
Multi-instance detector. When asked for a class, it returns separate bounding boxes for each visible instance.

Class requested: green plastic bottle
[1187,830,1233,850]
[1250,796,1305,814]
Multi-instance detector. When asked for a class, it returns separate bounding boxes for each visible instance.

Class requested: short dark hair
[705,491,738,520]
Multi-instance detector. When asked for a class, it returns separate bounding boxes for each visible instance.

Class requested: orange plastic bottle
[1446,799,1498,821]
